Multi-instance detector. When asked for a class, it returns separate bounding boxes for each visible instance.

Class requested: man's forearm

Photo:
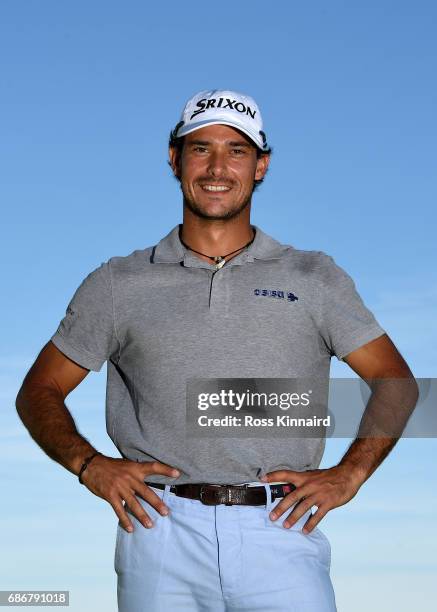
[16,384,97,477]
[337,375,419,486]
[338,436,397,486]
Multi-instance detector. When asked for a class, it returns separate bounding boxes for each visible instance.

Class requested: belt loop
[162,484,171,504]
[263,483,273,515]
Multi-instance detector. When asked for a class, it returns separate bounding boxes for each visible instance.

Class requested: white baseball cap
[172,89,269,151]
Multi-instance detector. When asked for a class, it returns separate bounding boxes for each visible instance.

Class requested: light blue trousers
[115,483,337,611]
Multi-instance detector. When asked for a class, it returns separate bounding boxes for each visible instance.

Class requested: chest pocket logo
[254,289,299,302]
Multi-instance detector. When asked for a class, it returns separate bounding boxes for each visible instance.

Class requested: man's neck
[180,214,255,266]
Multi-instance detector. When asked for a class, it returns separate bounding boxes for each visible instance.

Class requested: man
[16,89,417,611]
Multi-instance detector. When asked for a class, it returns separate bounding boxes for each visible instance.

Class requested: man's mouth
[200,184,232,192]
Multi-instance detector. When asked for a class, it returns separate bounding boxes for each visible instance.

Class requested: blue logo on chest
[254,289,299,302]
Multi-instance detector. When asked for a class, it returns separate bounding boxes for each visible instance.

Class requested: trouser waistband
[144,481,297,506]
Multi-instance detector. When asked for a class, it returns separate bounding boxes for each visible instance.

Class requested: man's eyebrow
[228,141,252,148]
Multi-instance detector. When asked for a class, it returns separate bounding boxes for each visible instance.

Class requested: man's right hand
[80,455,180,532]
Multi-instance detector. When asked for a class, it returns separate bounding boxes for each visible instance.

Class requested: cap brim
[177,118,267,150]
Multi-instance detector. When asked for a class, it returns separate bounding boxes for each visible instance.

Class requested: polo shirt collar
[152,224,288,268]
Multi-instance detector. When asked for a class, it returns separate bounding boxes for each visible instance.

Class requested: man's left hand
[260,465,363,534]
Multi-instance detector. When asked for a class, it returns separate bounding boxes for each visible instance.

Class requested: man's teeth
[201,185,231,192]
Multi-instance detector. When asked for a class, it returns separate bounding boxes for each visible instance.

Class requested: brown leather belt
[145,482,297,506]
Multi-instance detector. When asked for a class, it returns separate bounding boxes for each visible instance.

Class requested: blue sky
[1,1,436,610]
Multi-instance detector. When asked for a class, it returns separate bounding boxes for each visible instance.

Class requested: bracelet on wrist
[78,452,101,484]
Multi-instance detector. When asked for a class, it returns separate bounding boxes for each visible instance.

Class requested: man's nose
[207,151,226,177]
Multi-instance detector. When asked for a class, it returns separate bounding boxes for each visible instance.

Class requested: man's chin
[182,195,251,221]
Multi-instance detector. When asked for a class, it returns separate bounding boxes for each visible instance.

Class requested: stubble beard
[181,184,253,221]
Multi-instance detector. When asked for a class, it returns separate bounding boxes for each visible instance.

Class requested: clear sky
[1,1,436,611]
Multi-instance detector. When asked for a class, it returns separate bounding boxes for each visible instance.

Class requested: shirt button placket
[209,269,230,316]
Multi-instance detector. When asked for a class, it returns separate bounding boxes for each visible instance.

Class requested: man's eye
[193,146,207,153]
[232,149,245,155]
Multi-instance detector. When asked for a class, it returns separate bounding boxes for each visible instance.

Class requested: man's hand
[260,465,363,534]
[80,455,180,532]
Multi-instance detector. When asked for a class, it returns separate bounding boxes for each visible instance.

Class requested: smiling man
[171,125,268,221]
[16,89,417,611]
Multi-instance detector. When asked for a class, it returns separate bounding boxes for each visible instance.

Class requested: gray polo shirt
[50,224,385,485]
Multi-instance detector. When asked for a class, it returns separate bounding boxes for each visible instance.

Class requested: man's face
[169,124,270,221]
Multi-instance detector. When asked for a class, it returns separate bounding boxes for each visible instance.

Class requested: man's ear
[168,146,181,178]
[255,153,270,181]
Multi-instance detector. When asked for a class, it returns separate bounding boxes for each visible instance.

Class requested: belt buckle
[224,486,234,506]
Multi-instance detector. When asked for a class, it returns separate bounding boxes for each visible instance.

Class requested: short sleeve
[50,261,120,372]
[317,254,385,360]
